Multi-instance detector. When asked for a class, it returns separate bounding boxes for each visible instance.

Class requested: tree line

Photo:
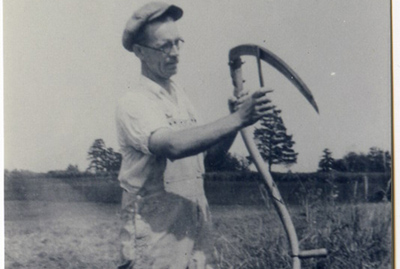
[318,147,391,173]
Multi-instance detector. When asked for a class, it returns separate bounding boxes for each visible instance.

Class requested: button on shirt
[116,76,206,199]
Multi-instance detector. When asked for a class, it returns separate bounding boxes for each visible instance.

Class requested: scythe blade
[229,44,319,113]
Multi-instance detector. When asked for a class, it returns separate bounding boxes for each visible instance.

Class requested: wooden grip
[298,248,328,258]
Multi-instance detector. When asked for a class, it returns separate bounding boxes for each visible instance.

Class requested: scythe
[229,44,327,269]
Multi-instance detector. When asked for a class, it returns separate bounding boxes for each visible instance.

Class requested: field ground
[4,178,392,268]
[5,200,121,268]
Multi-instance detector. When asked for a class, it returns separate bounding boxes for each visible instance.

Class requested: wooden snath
[229,44,326,269]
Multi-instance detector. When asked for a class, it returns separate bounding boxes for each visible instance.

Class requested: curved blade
[229,44,319,113]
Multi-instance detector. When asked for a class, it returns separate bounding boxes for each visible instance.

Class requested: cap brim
[149,4,183,22]
[164,5,183,20]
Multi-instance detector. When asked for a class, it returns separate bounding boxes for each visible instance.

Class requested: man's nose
[169,44,180,56]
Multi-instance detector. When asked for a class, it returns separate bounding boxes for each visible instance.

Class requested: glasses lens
[176,39,184,50]
[161,39,184,54]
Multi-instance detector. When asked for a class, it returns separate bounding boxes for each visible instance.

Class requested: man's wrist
[228,112,245,131]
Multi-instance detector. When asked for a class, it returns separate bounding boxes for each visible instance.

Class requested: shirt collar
[139,75,177,94]
[139,75,161,94]
[138,75,179,104]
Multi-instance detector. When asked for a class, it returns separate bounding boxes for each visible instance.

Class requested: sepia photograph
[3,1,394,268]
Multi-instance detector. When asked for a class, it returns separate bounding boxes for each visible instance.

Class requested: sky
[3,0,392,173]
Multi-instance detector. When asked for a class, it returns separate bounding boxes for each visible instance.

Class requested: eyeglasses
[138,38,184,54]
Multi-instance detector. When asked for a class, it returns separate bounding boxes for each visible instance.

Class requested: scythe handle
[230,53,302,269]
[229,44,324,269]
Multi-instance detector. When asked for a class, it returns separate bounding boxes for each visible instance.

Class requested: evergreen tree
[87,139,122,173]
[318,148,334,172]
[253,109,298,172]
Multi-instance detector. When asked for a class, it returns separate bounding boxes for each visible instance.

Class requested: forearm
[206,131,238,160]
[149,113,242,160]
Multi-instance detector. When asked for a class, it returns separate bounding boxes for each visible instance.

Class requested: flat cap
[122,2,183,52]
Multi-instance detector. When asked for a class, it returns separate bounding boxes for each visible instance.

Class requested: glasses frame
[137,38,184,54]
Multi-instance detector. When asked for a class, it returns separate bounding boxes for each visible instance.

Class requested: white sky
[3,0,392,173]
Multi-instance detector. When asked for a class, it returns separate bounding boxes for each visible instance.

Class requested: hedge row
[204,171,391,204]
[5,172,391,205]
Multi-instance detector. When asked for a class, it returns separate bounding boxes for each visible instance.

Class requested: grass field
[212,203,392,268]
[4,177,392,268]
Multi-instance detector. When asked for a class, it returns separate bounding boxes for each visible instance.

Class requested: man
[116,2,273,268]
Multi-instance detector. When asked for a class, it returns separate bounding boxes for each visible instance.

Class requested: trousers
[118,184,217,269]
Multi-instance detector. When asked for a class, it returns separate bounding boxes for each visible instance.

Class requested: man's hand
[232,88,274,127]
[228,91,248,113]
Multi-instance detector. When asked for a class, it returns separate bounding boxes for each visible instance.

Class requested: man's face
[139,19,182,80]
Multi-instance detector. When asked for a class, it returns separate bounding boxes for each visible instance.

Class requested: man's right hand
[233,88,274,127]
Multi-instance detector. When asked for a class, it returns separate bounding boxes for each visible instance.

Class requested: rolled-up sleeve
[116,93,170,155]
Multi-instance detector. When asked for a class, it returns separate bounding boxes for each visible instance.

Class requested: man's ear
[132,44,145,60]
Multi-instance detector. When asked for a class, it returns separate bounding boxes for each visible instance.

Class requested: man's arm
[203,131,237,170]
[203,96,242,165]
[149,89,273,160]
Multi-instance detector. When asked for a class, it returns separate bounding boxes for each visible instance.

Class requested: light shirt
[116,76,205,199]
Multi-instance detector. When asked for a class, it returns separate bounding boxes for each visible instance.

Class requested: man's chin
[166,68,178,77]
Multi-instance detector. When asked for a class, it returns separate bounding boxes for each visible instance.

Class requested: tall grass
[306,203,392,268]
[212,202,391,269]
